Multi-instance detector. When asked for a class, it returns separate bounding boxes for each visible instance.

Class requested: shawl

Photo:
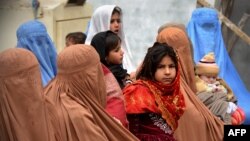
[85,5,135,73]
[123,63,185,131]
[16,20,57,87]
[44,44,139,141]
[0,48,55,141]
[186,7,250,124]
[157,26,224,141]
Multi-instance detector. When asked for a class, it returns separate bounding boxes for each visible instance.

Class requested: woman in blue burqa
[187,7,250,124]
[16,20,57,87]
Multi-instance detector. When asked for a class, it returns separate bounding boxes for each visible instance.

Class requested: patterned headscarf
[140,61,185,131]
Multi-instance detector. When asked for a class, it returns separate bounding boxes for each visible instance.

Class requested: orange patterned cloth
[124,71,185,130]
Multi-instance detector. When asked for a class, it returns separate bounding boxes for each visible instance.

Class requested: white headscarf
[86,5,135,73]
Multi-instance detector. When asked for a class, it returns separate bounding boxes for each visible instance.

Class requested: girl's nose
[121,49,124,55]
[165,67,170,74]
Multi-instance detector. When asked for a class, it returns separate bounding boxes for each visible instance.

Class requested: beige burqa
[157,27,224,141]
[0,48,54,141]
[44,44,139,141]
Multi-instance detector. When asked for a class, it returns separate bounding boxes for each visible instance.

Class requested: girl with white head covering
[86,5,135,73]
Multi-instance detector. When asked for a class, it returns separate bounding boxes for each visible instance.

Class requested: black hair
[112,6,122,15]
[105,31,121,56]
[137,42,178,80]
[66,32,86,44]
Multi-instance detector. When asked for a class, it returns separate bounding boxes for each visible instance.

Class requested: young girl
[91,30,132,89]
[123,42,185,141]
[85,5,135,73]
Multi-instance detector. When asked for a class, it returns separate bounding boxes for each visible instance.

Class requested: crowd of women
[0,5,248,141]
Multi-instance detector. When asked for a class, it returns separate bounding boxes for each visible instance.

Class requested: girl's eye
[157,64,165,69]
[113,47,121,52]
[111,19,121,23]
[169,64,176,68]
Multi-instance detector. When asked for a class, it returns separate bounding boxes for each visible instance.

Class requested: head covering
[91,30,128,89]
[90,30,109,65]
[0,48,51,141]
[157,26,224,141]
[85,5,135,73]
[196,52,219,76]
[16,20,57,86]
[187,7,250,124]
[44,44,139,141]
[157,26,197,93]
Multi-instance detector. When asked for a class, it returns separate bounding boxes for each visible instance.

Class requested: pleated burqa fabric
[44,44,139,141]
[16,20,57,87]
[157,27,224,141]
[0,48,54,141]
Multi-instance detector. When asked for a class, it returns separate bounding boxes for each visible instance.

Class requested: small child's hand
[129,71,136,81]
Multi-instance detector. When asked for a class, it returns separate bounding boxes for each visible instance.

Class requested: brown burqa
[157,27,224,141]
[0,48,54,141]
[44,44,139,141]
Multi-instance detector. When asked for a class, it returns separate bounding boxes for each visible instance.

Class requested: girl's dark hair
[137,42,178,80]
[105,31,121,56]
[112,6,122,15]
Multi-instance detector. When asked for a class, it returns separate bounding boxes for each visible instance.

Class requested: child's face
[199,75,216,84]
[110,12,121,34]
[154,55,177,85]
[106,41,123,65]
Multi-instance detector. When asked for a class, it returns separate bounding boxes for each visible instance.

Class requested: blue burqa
[187,7,250,124]
[16,20,57,87]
